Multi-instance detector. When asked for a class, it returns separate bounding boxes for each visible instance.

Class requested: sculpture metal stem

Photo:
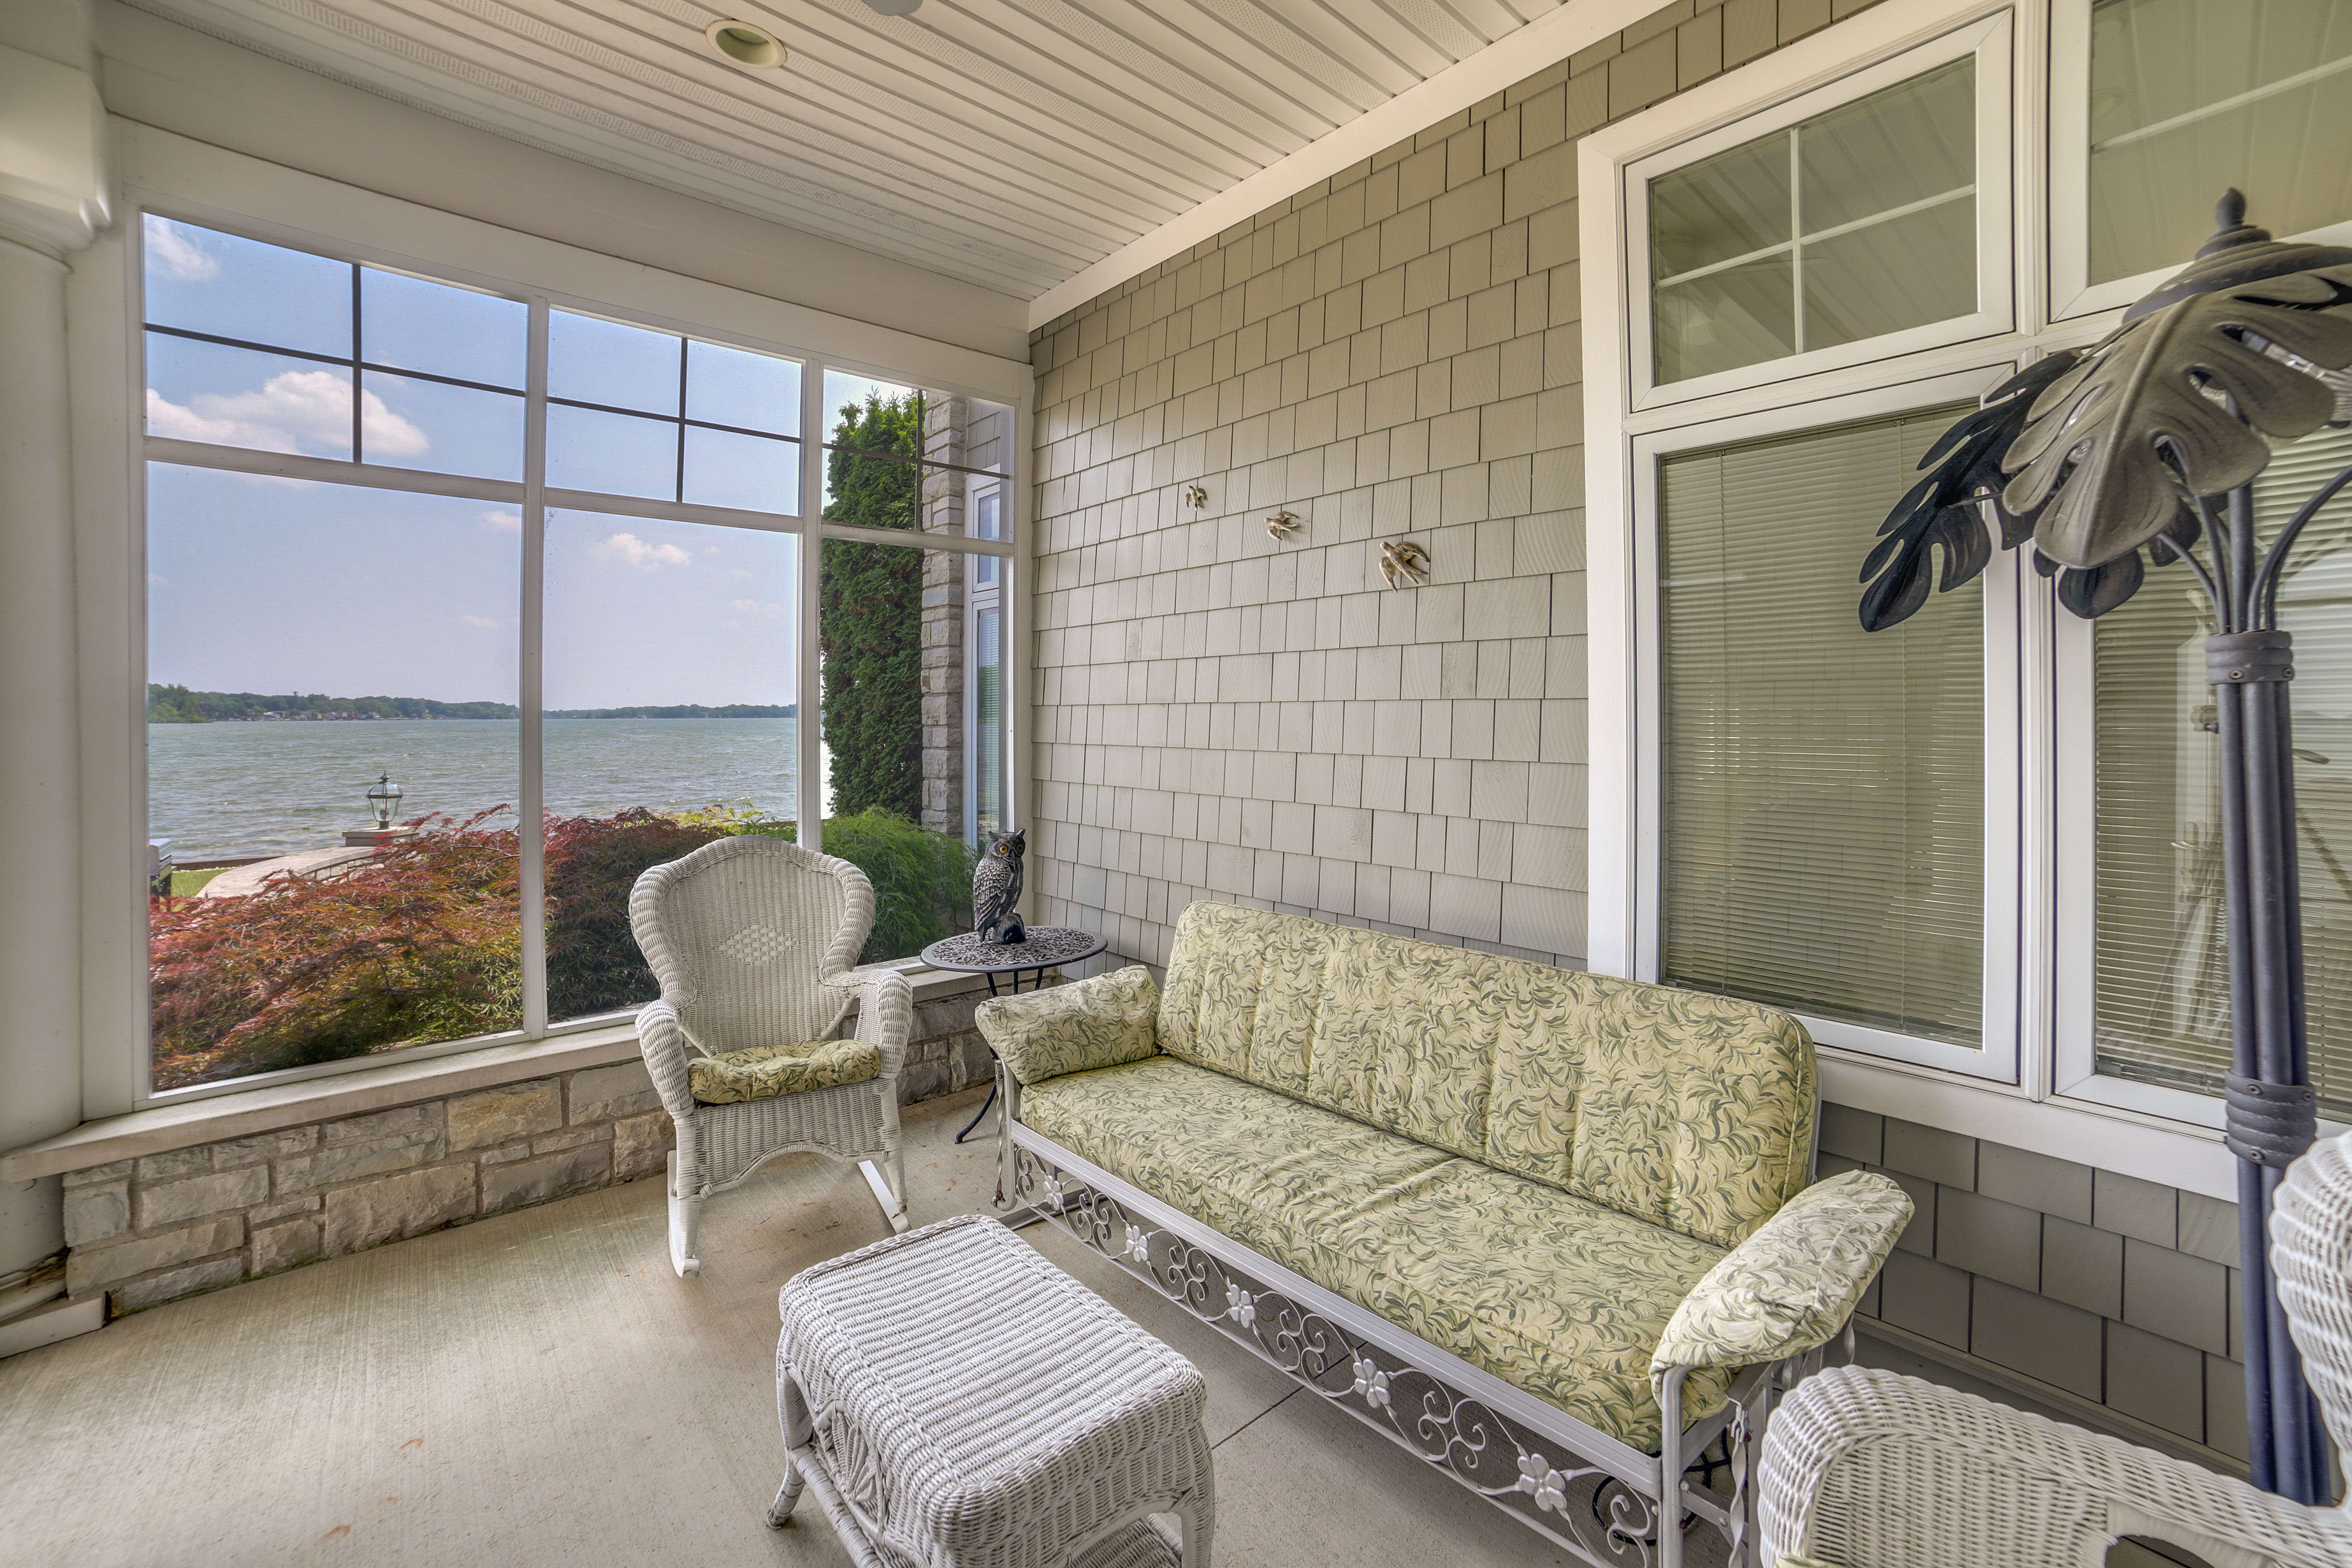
[2196,464,2352,1503]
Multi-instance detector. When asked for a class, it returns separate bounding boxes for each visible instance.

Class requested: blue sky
[140,217,927,709]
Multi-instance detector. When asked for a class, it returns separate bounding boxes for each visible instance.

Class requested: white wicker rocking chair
[1757,1129,2352,1568]
[629,836,912,1277]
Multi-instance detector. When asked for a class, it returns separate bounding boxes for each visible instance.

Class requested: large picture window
[139,214,1013,1099]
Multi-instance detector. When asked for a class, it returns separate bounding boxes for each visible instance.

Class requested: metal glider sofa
[976,901,1913,1568]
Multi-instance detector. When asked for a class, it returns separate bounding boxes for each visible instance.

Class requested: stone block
[949,1034,994,1091]
[136,1148,211,1183]
[1977,1142,2093,1224]
[275,1129,446,1194]
[112,1255,248,1314]
[567,1061,661,1124]
[532,1124,613,1154]
[323,1102,442,1146]
[481,1142,611,1216]
[899,1059,950,1104]
[210,1126,317,1169]
[62,1182,131,1246]
[250,1217,323,1275]
[481,1143,533,1166]
[67,1216,244,1298]
[448,1080,562,1151]
[137,1165,269,1230]
[611,1113,674,1182]
[247,1195,323,1225]
[322,1164,477,1256]
[64,1159,133,1187]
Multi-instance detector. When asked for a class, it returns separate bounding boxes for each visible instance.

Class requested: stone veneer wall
[1024,0,2244,1470]
[58,981,999,1317]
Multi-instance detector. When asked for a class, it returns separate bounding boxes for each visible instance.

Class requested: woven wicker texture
[630,836,911,1272]
[1760,1132,2352,1565]
[776,1214,1213,1568]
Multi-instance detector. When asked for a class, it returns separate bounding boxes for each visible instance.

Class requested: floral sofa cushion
[1021,1055,1736,1453]
[688,1038,880,1104]
[975,965,1161,1087]
[1156,901,1816,1247]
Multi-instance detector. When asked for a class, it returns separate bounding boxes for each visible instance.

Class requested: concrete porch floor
[8,1088,1683,1568]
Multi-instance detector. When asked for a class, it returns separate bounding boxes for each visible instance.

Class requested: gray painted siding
[1024,0,2237,1466]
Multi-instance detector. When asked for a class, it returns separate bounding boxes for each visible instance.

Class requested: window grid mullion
[519,297,550,1040]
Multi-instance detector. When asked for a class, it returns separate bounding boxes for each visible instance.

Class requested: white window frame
[1630,364,2028,1082]
[2048,0,2352,323]
[1625,9,2015,412]
[77,124,1033,1115]
[1582,0,2284,1194]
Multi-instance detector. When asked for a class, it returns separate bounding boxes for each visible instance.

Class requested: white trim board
[1023,0,1666,331]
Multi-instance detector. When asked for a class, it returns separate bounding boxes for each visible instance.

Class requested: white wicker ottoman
[770,1213,1214,1568]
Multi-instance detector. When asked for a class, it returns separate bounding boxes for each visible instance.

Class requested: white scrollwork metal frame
[994,1068,1831,1568]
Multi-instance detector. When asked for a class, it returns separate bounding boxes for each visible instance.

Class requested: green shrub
[819,391,925,822]
[818,808,975,963]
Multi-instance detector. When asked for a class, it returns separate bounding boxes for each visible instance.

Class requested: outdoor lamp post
[1857,192,2352,1502]
[366,773,403,831]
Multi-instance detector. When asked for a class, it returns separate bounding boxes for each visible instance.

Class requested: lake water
[149,717,799,859]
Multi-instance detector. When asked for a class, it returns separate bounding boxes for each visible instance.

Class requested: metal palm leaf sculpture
[1858,192,2352,1505]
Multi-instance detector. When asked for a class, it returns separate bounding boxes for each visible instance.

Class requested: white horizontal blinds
[1659,405,1985,1045]
[2088,0,2352,287]
[2092,425,2352,1115]
[1648,60,1976,384]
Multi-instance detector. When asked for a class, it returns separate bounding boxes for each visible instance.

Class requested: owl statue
[973,828,1027,944]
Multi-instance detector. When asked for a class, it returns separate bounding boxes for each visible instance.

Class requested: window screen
[1659,405,1985,1044]
[2087,0,2352,287]
[1649,59,1978,384]
[2091,425,2352,1115]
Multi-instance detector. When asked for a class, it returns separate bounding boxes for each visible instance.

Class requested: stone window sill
[3,966,999,1182]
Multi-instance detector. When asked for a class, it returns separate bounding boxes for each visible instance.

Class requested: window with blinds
[2092,424,2352,1116]
[1659,405,1985,1045]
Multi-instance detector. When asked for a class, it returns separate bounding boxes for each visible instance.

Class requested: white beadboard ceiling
[119,0,1579,305]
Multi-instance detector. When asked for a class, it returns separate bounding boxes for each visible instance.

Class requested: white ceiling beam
[1026,0,1661,329]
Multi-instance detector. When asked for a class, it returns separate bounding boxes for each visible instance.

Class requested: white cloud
[145,219,219,282]
[461,614,500,628]
[148,572,169,588]
[480,509,522,534]
[590,532,692,571]
[727,598,783,620]
[144,372,430,460]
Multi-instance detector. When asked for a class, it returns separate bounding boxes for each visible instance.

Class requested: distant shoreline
[148,685,795,723]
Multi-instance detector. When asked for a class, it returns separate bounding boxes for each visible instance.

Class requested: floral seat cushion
[1020,1055,1735,1453]
[688,1038,881,1104]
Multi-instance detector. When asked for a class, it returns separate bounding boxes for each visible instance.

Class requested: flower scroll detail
[1514,1452,1571,1516]
[1123,1223,1151,1263]
[1349,1354,1392,1408]
[1226,1285,1256,1331]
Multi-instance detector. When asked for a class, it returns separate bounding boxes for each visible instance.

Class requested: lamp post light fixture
[1859,191,2352,1502]
[366,773,403,831]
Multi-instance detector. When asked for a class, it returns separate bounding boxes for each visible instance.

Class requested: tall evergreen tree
[818,393,926,821]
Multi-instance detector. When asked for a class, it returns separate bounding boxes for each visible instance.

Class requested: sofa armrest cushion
[976,965,1161,1086]
[1650,1170,1913,1393]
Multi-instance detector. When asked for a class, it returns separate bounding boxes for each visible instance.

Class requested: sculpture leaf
[2001,266,2352,570]
[1857,354,2079,631]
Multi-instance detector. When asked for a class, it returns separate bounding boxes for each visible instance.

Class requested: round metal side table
[918,926,1106,1145]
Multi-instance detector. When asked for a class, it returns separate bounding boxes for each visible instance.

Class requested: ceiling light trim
[1025,0,1664,329]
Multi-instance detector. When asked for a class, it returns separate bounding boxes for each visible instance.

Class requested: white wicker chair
[629,836,912,1277]
[1757,1130,2352,1568]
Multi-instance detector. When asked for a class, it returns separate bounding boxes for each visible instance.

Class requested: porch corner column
[0,8,110,1287]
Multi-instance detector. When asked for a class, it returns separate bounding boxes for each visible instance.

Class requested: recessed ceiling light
[704,18,787,69]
